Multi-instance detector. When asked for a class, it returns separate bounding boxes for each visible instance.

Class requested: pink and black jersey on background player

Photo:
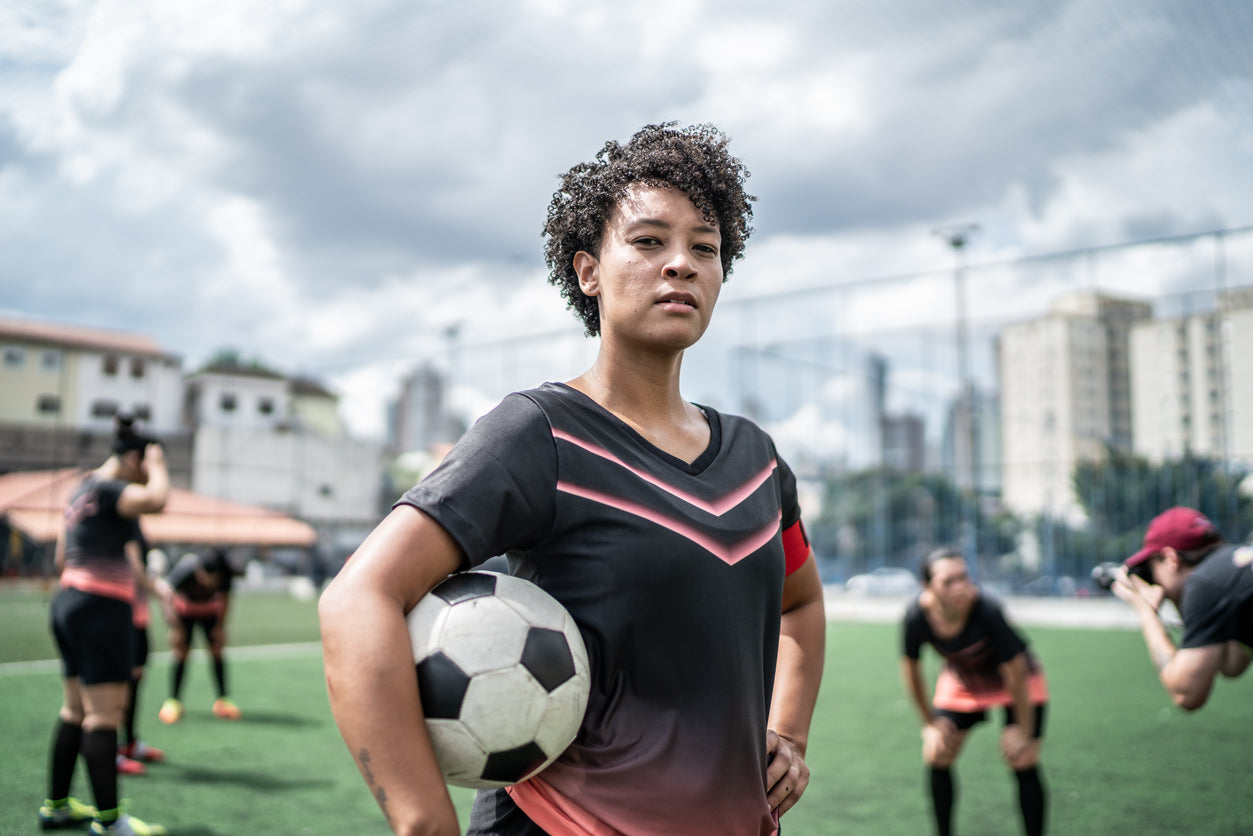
[902,594,1049,712]
[399,382,809,836]
[61,475,142,603]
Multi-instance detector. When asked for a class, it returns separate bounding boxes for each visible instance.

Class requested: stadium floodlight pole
[932,222,980,574]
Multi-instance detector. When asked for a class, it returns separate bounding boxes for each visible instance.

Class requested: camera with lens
[1091,562,1122,591]
[1092,559,1154,590]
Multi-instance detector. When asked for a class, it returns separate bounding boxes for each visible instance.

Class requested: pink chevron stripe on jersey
[556,480,782,565]
[551,428,777,516]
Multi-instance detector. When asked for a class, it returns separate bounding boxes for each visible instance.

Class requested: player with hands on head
[42,416,172,835]
[1112,506,1253,711]
[901,548,1049,836]
[319,122,826,836]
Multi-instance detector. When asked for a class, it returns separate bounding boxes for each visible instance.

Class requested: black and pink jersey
[399,382,809,836]
[902,594,1048,712]
[61,475,141,603]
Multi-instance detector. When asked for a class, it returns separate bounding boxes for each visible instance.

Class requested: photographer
[1112,507,1253,711]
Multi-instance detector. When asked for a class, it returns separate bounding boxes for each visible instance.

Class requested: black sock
[124,674,141,746]
[82,728,119,816]
[1016,766,1047,836]
[48,718,82,801]
[212,656,227,698]
[171,658,186,699]
[929,766,955,836]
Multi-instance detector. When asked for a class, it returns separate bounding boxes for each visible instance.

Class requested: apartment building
[997,291,1152,521]
[1130,289,1253,469]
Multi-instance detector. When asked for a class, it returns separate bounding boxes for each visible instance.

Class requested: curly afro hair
[543,122,755,336]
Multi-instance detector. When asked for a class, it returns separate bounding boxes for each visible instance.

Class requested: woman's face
[575,184,723,352]
[927,557,974,611]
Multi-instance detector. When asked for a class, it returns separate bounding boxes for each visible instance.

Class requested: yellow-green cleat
[157,698,183,724]
[89,814,167,836]
[39,797,97,830]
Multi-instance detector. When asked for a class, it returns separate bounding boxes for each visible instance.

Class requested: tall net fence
[434,225,1253,589]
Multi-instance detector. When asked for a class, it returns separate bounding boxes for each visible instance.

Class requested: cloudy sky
[3,0,1253,446]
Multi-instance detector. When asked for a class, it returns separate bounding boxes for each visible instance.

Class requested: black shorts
[178,613,221,640]
[50,587,133,686]
[935,702,1047,739]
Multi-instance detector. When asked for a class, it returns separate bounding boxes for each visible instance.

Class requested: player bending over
[900,548,1049,836]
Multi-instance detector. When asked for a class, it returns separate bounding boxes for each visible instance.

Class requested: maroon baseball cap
[1125,507,1222,568]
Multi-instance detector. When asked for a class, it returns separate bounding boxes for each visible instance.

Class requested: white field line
[0,642,322,677]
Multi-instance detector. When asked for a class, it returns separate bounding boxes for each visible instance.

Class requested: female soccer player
[320,123,826,836]
[42,420,171,836]
[900,547,1049,836]
[158,548,242,723]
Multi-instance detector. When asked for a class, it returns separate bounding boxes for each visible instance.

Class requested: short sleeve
[902,601,926,659]
[396,393,558,567]
[980,598,1028,664]
[1180,575,1231,649]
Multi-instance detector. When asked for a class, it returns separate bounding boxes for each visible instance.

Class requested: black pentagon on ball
[432,571,498,605]
[481,741,549,785]
[415,651,470,719]
[520,627,576,692]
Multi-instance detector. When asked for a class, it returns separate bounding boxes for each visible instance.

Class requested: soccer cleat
[89,814,167,836]
[115,754,146,776]
[38,796,96,829]
[212,697,242,720]
[120,741,165,763]
[157,698,182,724]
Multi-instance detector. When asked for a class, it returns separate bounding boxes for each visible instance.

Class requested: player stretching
[158,548,242,723]
[321,123,826,835]
[901,548,1049,836]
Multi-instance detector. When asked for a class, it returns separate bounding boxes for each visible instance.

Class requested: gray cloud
[2,0,1252,436]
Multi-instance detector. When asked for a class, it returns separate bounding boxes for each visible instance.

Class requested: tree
[1067,446,1253,569]
[812,468,1021,579]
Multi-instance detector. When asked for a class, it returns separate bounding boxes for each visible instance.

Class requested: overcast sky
[3,0,1253,444]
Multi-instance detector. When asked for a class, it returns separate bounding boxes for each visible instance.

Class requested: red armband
[782,520,810,576]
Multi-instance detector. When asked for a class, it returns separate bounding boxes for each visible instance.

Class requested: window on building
[258,397,275,415]
[133,404,151,421]
[41,350,61,372]
[130,358,146,379]
[220,392,237,412]
[3,346,24,368]
[102,355,119,376]
[91,400,119,418]
[37,394,61,414]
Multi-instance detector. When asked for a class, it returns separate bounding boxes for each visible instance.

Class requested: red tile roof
[0,469,316,547]
[0,316,178,359]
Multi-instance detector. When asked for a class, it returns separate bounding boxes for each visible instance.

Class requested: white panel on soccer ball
[406,596,452,661]
[439,596,530,675]
[461,667,549,750]
[495,575,569,628]
[532,676,590,755]
[426,718,489,783]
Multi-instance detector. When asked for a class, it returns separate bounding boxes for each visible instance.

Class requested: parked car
[845,567,919,596]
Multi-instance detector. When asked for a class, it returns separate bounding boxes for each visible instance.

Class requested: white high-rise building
[1130,289,1253,470]
[997,291,1152,521]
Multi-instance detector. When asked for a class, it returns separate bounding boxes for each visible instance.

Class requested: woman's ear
[573,251,599,296]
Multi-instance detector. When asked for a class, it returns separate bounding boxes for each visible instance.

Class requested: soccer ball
[406,570,591,789]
